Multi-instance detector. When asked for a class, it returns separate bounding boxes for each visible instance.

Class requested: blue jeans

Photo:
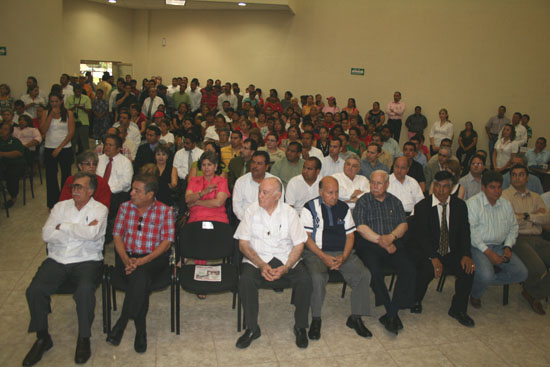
[471,245,528,299]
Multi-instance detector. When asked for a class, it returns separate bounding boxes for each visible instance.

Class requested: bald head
[393,156,410,182]
[258,177,282,211]
[320,176,339,207]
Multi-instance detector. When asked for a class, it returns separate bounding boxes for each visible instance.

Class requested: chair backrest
[178,221,235,261]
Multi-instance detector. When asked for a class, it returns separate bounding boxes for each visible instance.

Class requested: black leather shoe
[448,309,475,327]
[134,332,147,354]
[106,323,125,346]
[22,335,53,366]
[294,326,308,348]
[308,318,321,340]
[346,316,372,338]
[379,314,399,335]
[74,337,91,364]
[410,302,422,314]
[236,327,261,349]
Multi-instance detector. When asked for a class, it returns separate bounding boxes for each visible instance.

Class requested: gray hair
[73,171,97,194]
[77,150,99,166]
[371,169,389,183]
[345,153,361,164]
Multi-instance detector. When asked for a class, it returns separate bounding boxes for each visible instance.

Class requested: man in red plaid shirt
[106,174,174,353]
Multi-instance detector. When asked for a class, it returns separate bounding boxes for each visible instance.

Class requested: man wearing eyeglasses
[23,172,108,366]
[59,150,112,208]
[106,174,174,354]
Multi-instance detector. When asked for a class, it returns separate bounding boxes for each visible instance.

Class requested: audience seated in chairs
[23,172,108,366]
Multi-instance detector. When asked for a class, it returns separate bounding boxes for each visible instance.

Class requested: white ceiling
[84,0,293,12]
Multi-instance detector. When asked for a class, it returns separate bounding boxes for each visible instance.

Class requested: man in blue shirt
[466,171,528,308]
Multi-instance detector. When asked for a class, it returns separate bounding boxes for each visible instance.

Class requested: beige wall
[3,0,549,151]
[0,0,64,99]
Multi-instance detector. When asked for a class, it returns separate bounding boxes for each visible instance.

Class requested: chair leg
[38,160,43,185]
[341,282,347,298]
[232,292,236,309]
[503,284,509,306]
[106,271,112,333]
[170,274,175,333]
[237,292,242,332]
[30,173,34,199]
[112,284,117,311]
[437,275,446,292]
[102,273,108,334]
[389,274,396,292]
[23,177,26,206]
[2,187,9,218]
[176,283,180,335]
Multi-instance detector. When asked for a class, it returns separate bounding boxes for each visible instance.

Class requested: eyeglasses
[137,217,143,231]
[471,162,483,167]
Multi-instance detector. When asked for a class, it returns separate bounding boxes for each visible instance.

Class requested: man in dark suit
[410,171,476,327]
[133,125,161,172]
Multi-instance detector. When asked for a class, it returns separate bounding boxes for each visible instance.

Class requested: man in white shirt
[332,154,369,209]
[285,157,322,215]
[96,134,133,242]
[141,88,163,122]
[167,77,179,97]
[173,133,204,180]
[233,151,276,221]
[234,177,312,349]
[188,78,202,114]
[320,138,345,177]
[301,131,324,161]
[388,157,424,215]
[60,73,74,99]
[23,172,108,366]
[217,82,238,111]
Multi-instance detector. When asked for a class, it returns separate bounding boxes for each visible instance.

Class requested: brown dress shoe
[470,296,481,309]
[522,290,546,315]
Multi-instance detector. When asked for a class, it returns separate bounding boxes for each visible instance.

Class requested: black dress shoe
[294,326,308,348]
[22,335,53,366]
[74,337,91,364]
[395,315,404,330]
[308,318,321,340]
[379,314,399,335]
[236,327,261,349]
[106,323,125,346]
[410,302,422,314]
[134,332,147,354]
[346,316,372,338]
[448,309,475,327]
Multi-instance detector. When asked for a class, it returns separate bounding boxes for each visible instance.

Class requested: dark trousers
[387,119,402,143]
[0,160,24,199]
[456,147,476,175]
[115,252,169,333]
[106,191,130,243]
[44,147,73,209]
[72,123,90,156]
[239,260,312,331]
[414,254,474,313]
[356,242,415,316]
[26,258,101,338]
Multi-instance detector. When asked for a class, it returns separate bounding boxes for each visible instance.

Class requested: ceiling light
[108,0,116,3]
[238,2,247,6]
[166,0,186,5]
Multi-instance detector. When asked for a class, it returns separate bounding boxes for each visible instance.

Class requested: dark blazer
[133,143,156,173]
[411,195,472,261]
[227,156,251,191]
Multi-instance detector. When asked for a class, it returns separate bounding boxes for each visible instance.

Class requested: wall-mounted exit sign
[351,67,364,76]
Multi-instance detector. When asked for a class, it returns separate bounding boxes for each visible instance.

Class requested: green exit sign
[351,67,364,76]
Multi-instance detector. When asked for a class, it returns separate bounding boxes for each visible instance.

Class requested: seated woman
[154,143,178,206]
[188,140,228,178]
[259,132,285,165]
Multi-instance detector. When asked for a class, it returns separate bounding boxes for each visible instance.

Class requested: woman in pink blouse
[185,150,231,224]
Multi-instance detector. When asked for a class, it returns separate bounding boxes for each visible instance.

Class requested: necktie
[439,202,449,256]
[147,98,154,120]
[103,157,113,183]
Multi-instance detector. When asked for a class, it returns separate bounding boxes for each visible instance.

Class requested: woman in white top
[493,123,518,173]
[40,92,75,209]
[21,85,46,119]
[429,108,454,155]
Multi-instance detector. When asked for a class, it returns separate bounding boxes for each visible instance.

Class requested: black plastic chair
[436,274,510,305]
[176,221,239,335]
[0,180,8,217]
[106,246,177,333]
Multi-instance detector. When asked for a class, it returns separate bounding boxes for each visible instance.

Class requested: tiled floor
[1,177,549,366]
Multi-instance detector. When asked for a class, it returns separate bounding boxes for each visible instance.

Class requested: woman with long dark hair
[40,91,75,209]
